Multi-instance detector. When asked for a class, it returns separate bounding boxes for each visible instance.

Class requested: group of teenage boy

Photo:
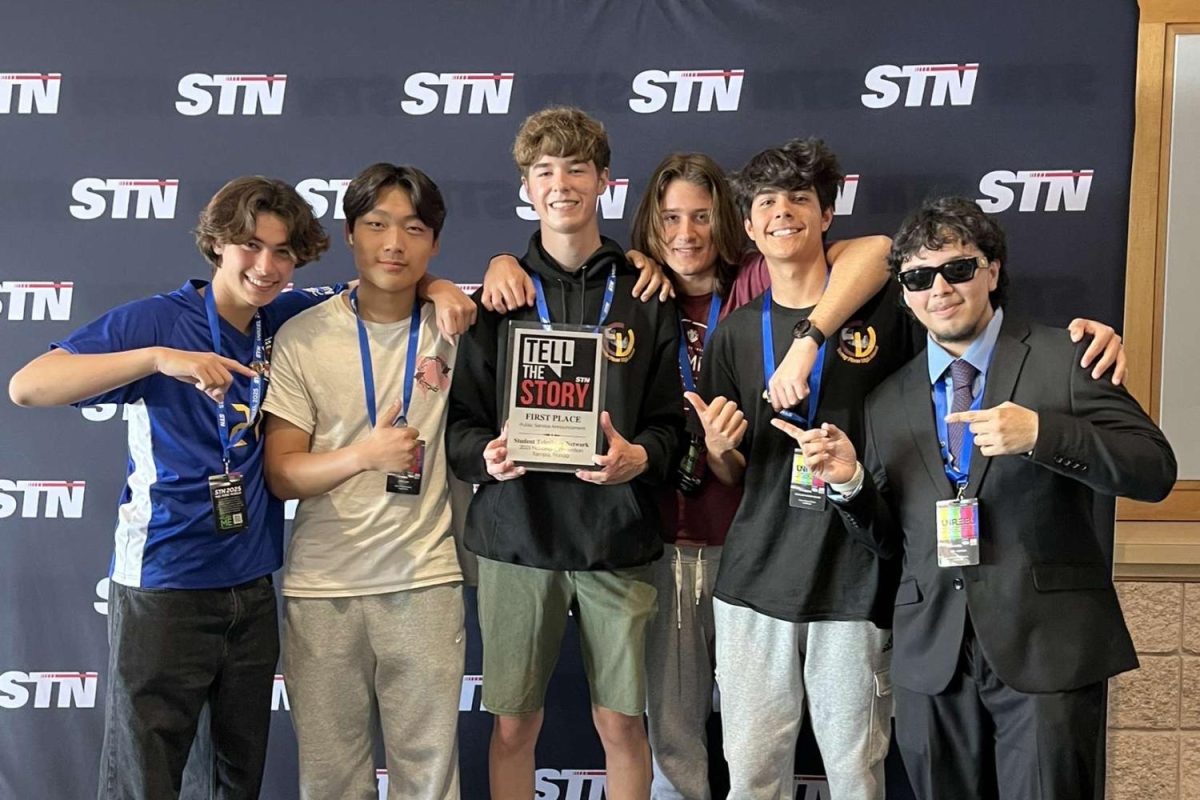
[8,105,1177,800]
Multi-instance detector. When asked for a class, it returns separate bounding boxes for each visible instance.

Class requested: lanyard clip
[956,481,968,502]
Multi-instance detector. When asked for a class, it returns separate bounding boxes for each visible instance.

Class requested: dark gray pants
[98,577,280,800]
[894,621,1105,800]
[645,545,720,800]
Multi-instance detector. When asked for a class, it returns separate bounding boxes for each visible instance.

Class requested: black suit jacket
[837,316,1176,695]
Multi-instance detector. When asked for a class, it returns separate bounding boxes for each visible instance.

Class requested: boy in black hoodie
[447,106,683,799]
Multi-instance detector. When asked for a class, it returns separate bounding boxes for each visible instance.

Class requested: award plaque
[503,321,608,472]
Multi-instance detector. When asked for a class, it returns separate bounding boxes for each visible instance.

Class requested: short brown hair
[512,106,610,176]
[629,153,745,297]
[194,176,330,268]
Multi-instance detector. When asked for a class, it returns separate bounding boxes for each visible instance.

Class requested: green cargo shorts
[475,557,657,717]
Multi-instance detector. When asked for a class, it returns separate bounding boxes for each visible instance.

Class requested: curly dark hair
[730,137,844,219]
[888,196,1008,309]
[195,176,329,268]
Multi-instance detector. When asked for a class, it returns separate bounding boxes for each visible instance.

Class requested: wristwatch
[792,318,826,347]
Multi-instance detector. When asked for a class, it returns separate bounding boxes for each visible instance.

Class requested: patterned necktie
[947,359,979,469]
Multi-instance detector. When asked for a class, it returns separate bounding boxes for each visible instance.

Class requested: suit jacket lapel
[902,359,953,500]
[965,315,1031,497]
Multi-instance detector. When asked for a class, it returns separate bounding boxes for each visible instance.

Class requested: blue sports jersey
[53,279,341,589]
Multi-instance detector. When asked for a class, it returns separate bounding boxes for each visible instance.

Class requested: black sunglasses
[896,256,985,292]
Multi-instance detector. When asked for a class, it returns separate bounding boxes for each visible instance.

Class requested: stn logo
[70,179,179,220]
[629,69,744,113]
[297,178,352,219]
[794,775,831,799]
[0,281,73,321]
[0,479,87,519]
[977,169,1093,212]
[534,769,607,799]
[401,72,514,115]
[0,671,99,709]
[861,63,978,108]
[0,72,61,114]
[834,175,860,217]
[176,74,287,115]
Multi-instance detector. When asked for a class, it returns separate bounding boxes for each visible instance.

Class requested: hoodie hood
[521,233,634,328]
[523,232,630,283]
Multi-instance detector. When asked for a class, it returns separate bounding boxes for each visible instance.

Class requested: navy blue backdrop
[1,2,1137,797]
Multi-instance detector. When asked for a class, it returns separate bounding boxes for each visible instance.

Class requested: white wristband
[828,462,865,501]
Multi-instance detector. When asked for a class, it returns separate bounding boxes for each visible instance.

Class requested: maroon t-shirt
[725,252,770,311]
[658,289,746,546]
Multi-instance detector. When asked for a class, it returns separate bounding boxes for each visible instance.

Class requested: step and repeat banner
[2,2,1136,798]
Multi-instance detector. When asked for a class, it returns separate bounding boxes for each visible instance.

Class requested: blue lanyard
[531,265,618,331]
[761,287,826,429]
[677,293,723,393]
[932,367,986,487]
[203,287,264,471]
[350,289,422,427]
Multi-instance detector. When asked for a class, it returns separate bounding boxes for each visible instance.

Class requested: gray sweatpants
[283,584,465,800]
[713,599,892,800]
[645,544,721,800]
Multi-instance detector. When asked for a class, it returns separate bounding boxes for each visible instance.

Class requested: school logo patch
[602,323,636,363]
[837,321,878,364]
[416,355,451,393]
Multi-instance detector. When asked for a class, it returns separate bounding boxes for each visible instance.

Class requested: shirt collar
[926,307,1005,384]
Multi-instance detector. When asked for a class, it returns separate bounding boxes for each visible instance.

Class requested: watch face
[793,318,825,345]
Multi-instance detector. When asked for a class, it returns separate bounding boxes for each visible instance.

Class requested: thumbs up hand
[360,398,421,474]
[684,392,747,457]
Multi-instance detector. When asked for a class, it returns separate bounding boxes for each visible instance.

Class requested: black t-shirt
[699,280,923,624]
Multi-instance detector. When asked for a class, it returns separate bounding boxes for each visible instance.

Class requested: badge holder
[936,490,979,567]
[789,449,827,511]
[209,461,248,534]
[385,437,425,495]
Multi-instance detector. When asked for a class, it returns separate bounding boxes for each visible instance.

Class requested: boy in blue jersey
[7,176,475,800]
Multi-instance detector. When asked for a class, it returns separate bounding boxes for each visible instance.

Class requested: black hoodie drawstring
[579,266,587,325]
[555,266,593,326]
[527,234,623,327]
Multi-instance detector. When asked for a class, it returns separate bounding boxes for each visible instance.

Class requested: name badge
[209,472,247,534]
[385,439,426,495]
[789,448,827,511]
[936,497,980,567]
